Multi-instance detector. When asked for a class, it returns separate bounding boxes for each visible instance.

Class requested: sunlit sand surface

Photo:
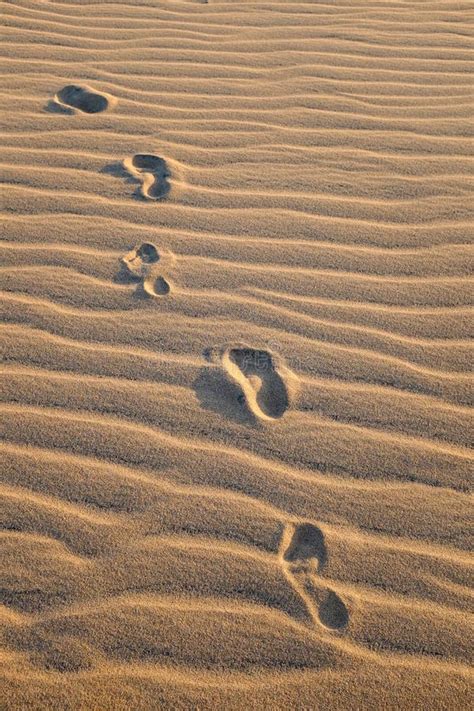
[1,1,473,709]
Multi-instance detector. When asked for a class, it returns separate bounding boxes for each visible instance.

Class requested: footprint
[120,242,160,279]
[123,154,171,200]
[220,345,291,421]
[143,275,171,297]
[54,85,113,114]
[282,522,349,632]
[119,242,172,297]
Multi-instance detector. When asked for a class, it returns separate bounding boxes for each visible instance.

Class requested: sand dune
[1,0,473,709]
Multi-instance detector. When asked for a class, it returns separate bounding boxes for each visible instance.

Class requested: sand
[1,0,473,709]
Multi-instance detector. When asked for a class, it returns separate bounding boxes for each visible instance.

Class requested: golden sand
[1,1,473,709]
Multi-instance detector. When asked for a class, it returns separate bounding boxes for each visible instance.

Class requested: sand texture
[1,0,473,709]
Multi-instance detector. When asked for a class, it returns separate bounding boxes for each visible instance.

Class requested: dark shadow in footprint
[55,85,110,114]
[144,276,171,296]
[119,242,160,280]
[136,275,171,299]
[138,243,160,264]
[193,367,257,426]
[125,154,171,200]
[226,347,289,420]
[318,590,349,630]
[284,523,327,571]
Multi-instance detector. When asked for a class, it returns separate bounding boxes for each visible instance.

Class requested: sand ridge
[1,0,473,709]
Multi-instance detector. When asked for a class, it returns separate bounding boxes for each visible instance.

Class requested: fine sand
[1,1,473,709]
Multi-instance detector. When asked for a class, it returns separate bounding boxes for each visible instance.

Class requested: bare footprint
[123,154,171,200]
[220,345,292,421]
[119,242,172,297]
[54,85,113,114]
[282,522,349,632]
[120,242,160,279]
[143,275,171,297]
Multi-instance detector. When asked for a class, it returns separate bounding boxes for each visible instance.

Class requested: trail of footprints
[25,83,349,664]
[49,88,298,418]
[54,86,171,200]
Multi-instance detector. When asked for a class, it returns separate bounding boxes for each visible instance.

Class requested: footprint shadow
[193,366,258,426]
[43,99,73,115]
[113,262,141,286]
[101,162,144,201]
[101,162,131,179]
[282,522,349,632]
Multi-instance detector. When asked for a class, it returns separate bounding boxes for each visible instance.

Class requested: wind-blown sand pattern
[1,0,473,709]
